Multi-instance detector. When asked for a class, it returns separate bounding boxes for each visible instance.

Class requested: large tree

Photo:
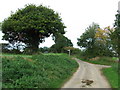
[50,33,73,53]
[77,23,113,58]
[77,23,99,57]
[95,26,114,57]
[111,11,120,61]
[0,22,1,30]
[2,4,66,52]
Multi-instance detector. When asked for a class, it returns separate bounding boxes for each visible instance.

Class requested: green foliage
[1,43,10,53]
[77,23,114,58]
[71,48,81,54]
[23,47,42,55]
[0,22,2,30]
[77,23,99,57]
[2,54,78,88]
[39,47,49,53]
[64,47,81,55]
[111,11,120,60]
[2,4,66,52]
[77,23,99,49]
[50,34,73,53]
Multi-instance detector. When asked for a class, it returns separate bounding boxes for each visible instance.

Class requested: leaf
[39,30,45,33]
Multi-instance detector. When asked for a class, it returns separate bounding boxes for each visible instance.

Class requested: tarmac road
[61,58,111,89]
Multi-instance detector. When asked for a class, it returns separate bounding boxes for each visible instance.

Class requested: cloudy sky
[0,0,119,48]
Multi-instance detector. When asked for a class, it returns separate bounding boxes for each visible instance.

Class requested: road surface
[61,58,111,89]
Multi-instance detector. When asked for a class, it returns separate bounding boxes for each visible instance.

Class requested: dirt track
[61,58,111,89]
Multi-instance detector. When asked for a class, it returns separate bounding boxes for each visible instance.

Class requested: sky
[0,0,119,48]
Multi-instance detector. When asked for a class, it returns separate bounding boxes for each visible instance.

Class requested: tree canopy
[49,33,73,53]
[111,11,120,60]
[77,23,113,58]
[0,22,2,30]
[2,4,66,52]
[77,23,99,57]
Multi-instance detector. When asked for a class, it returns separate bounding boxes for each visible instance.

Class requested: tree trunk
[25,30,41,54]
[28,36,39,54]
[118,57,120,63]
[29,41,39,53]
[118,50,120,62]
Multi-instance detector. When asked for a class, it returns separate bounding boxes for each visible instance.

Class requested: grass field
[1,53,32,57]
[2,53,79,88]
[43,53,65,55]
[1,53,65,57]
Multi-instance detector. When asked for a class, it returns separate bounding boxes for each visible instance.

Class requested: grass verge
[2,54,79,88]
[102,63,118,88]
[77,56,117,65]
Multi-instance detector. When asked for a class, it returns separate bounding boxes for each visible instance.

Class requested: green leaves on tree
[2,4,66,52]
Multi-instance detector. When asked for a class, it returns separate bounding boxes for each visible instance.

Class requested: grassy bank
[76,56,118,88]
[2,54,79,88]
[102,63,118,88]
